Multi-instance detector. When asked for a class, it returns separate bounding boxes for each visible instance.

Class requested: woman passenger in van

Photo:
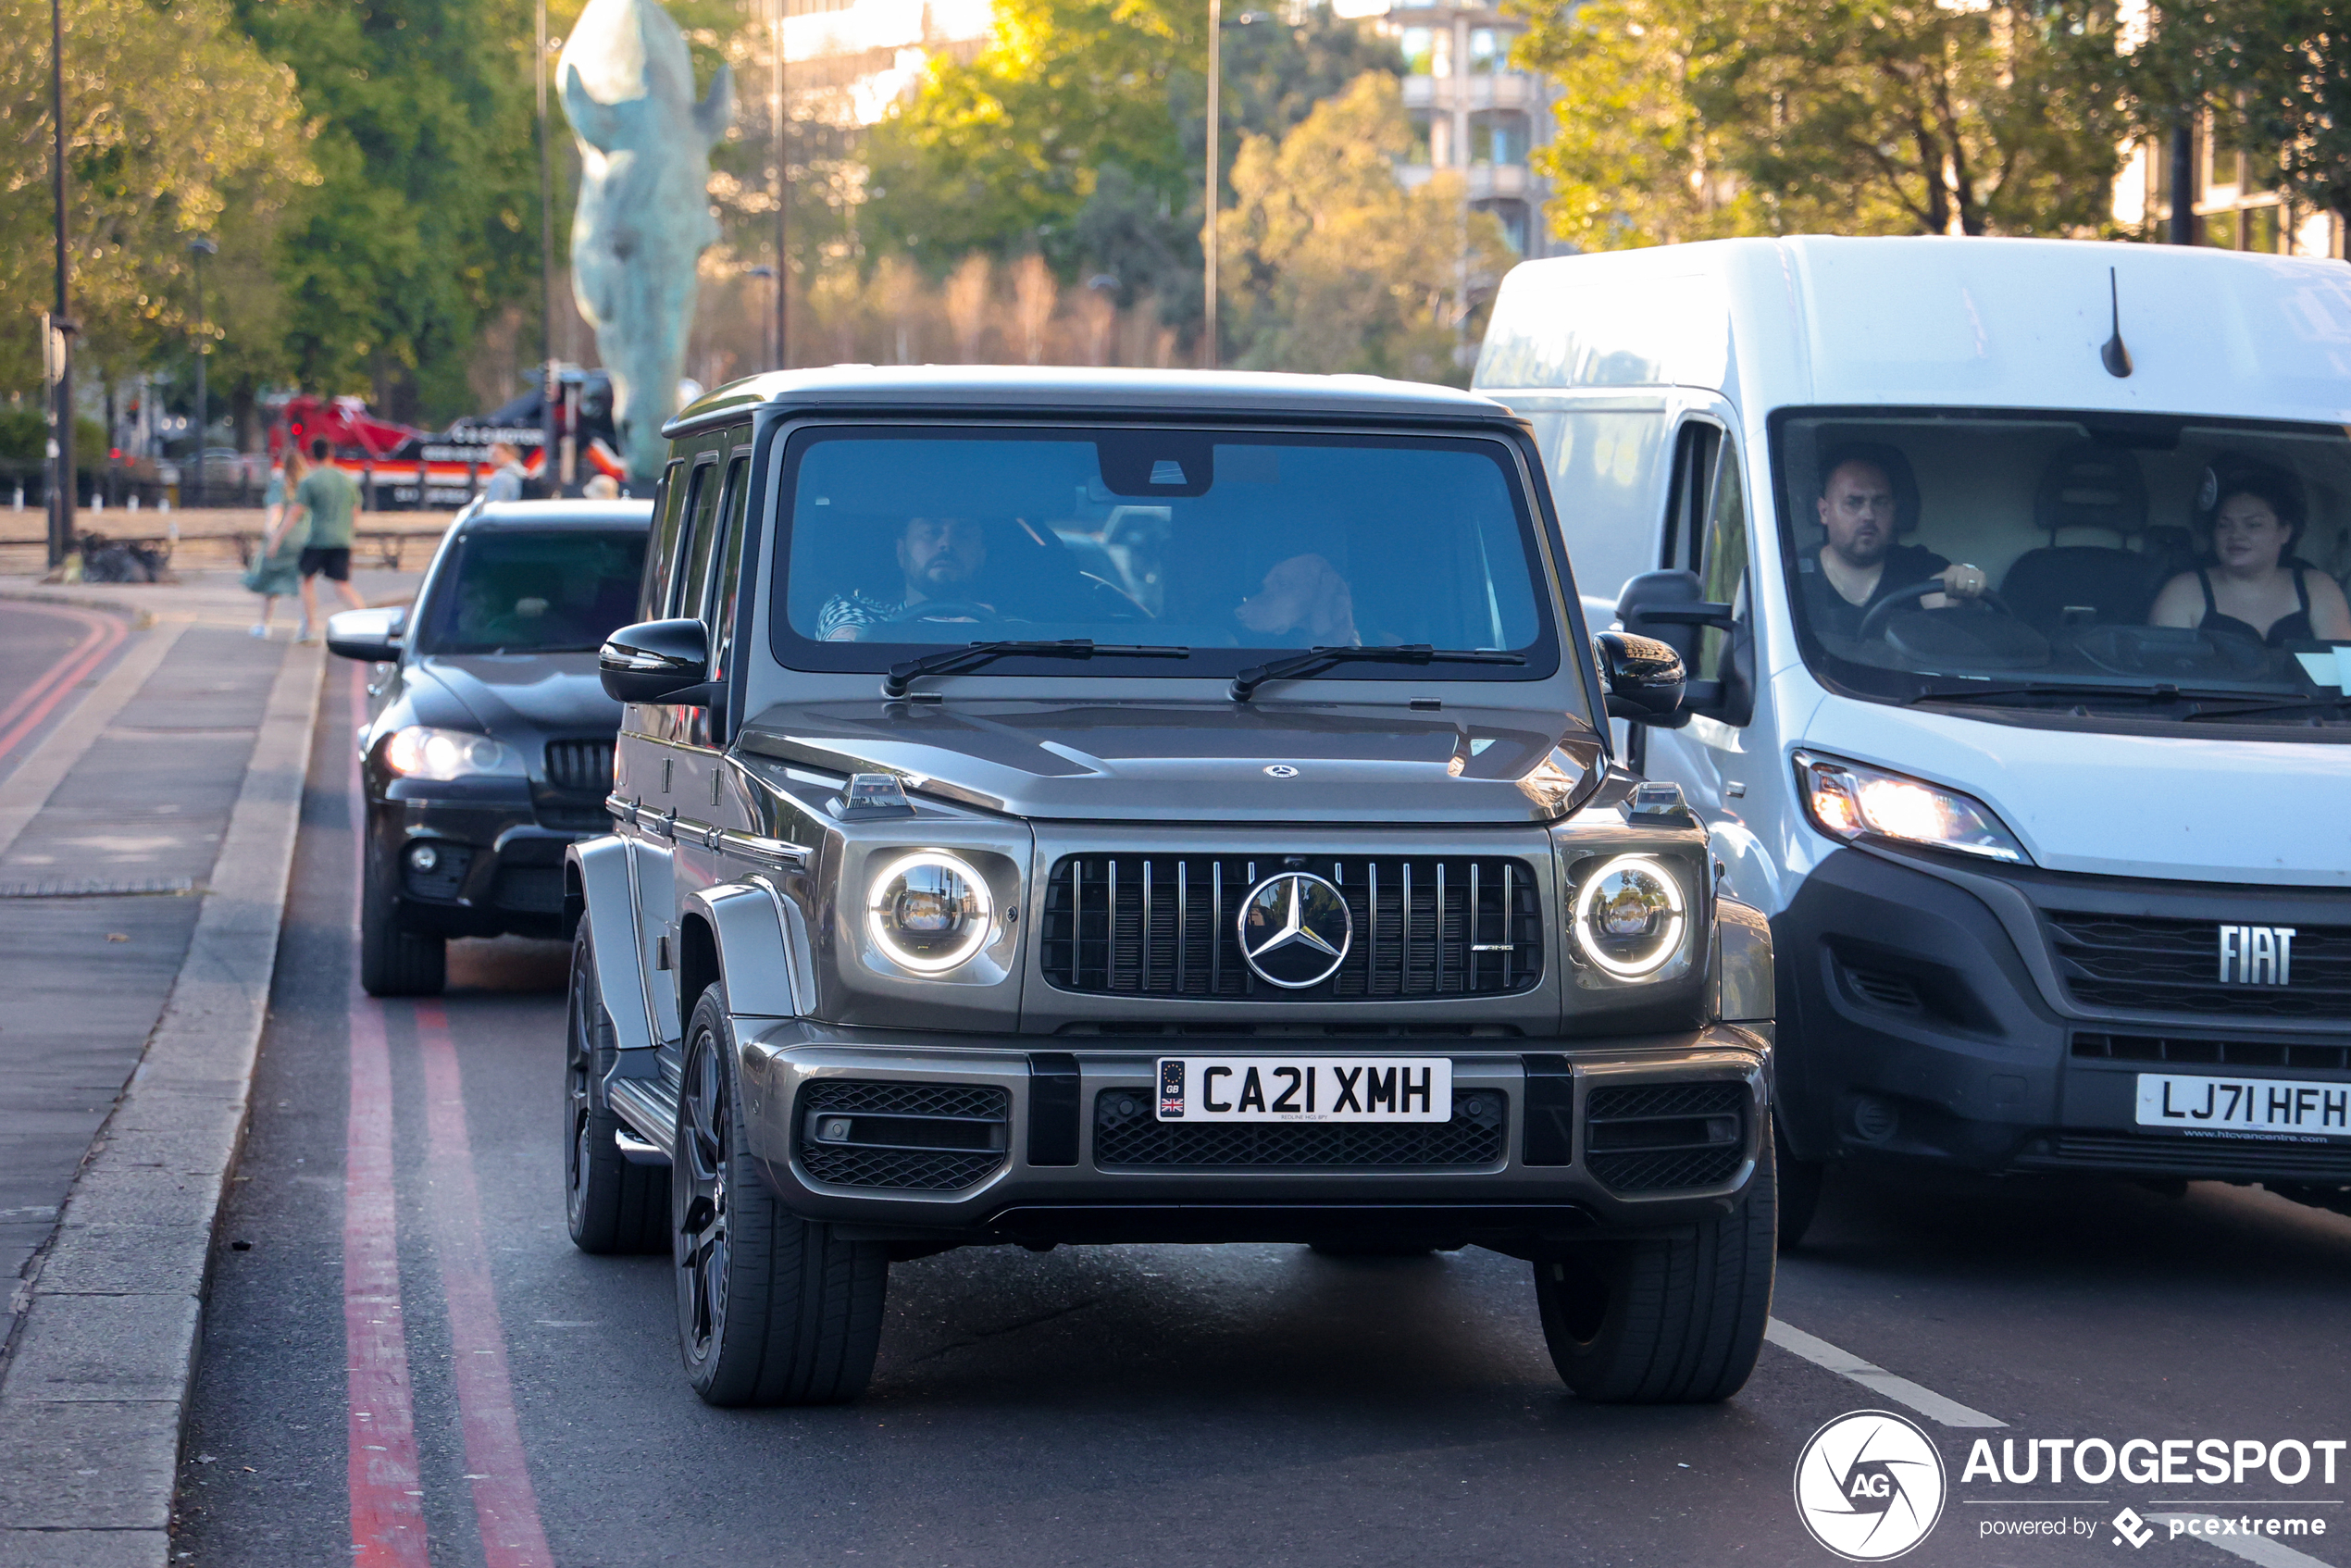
[2147,463,2351,645]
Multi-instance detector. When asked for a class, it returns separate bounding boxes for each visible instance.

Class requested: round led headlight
[866,852,994,974]
[1572,854,1687,980]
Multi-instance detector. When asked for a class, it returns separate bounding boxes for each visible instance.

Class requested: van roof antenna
[2100,268,2133,379]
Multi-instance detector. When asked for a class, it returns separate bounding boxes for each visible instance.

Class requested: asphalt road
[0,598,131,789]
[175,665,2351,1568]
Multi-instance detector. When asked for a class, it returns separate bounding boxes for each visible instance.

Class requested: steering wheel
[884,598,998,625]
[1855,579,2017,643]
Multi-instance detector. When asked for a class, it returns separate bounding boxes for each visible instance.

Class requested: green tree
[231,0,566,423]
[2138,0,2351,235]
[0,0,311,398]
[1512,0,2131,247]
[1220,72,1511,382]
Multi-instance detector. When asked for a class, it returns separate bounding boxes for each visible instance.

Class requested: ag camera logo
[1795,1410,1948,1561]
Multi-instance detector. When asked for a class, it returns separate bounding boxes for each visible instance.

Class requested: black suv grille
[2046,912,2351,1021]
[544,738,615,796]
[1092,1088,1507,1168]
[1584,1081,1747,1193]
[1040,854,1541,999]
[794,1079,1010,1191]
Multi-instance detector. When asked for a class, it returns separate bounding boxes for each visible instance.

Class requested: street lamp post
[189,236,217,508]
[538,0,561,494]
[1203,0,1220,370]
[747,266,780,369]
[773,0,789,370]
[48,0,73,568]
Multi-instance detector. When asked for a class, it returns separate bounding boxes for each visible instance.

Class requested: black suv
[327,498,652,994]
[564,368,1778,1409]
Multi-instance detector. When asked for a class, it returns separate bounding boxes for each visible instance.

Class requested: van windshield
[767,425,1563,692]
[1772,410,2351,725]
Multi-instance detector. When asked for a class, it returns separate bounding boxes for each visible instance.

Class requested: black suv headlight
[383,725,526,781]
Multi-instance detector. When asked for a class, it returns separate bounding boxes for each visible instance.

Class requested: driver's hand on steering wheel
[1925,563,1987,608]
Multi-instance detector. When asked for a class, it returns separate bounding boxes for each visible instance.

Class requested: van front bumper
[1773,844,2351,1184]
[725,1022,1771,1247]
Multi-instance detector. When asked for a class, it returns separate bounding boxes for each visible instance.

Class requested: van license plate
[2133,1074,2351,1139]
[1156,1057,1452,1122]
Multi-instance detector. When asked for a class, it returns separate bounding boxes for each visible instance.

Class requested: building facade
[1363,0,1555,257]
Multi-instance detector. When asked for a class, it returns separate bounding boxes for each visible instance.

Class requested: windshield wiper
[882,639,1189,697]
[1906,682,2241,708]
[1230,644,1527,702]
[2177,693,2351,722]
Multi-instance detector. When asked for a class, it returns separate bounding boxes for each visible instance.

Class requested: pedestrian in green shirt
[287,436,366,638]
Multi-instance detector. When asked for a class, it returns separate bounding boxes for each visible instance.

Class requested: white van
[1476,236,2351,1242]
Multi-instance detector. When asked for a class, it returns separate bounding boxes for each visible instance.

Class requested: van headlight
[1573,854,1688,979]
[382,726,525,781]
[1795,752,2027,863]
[866,851,994,974]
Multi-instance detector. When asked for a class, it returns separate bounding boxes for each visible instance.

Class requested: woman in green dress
[243,445,310,639]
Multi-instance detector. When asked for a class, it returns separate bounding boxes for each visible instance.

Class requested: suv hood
[416,653,620,735]
[735,699,1605,824]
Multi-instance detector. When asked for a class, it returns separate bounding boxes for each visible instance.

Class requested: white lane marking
[2148,1514,2338,1568]
[1765,1317,2007,1428]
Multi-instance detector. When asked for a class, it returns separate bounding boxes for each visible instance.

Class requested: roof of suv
[457,499,654,531]
[667,365,1516,434]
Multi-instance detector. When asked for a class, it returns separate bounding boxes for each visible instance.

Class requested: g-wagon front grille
[543,738,615,796]
[1040,854,1541,999]
[1091,1089,1508,1168]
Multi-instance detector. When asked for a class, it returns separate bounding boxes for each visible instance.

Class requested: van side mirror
[1597,631,1687,725]
[600,617,716,705]
[325,606,405,663]
[1616,568,1739,717]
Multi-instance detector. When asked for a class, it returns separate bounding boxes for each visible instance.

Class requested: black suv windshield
[417,528,649,655]
[768,425,1561,690]
[1772,409,2351,727]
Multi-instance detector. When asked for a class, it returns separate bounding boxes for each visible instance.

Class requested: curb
[0,639,325,1568]
[0,587,159,630]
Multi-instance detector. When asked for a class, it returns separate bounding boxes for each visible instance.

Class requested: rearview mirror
[600,617,715,705]
[325,606,405,663]
[1596,631,1687,726]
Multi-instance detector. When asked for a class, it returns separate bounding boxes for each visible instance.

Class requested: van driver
[1799,452,1986,640]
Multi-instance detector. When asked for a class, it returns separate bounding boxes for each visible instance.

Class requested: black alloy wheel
[564,926,667,1253]
[671,984,890,1407]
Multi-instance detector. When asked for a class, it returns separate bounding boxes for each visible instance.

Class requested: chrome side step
[608,1076,679,1162]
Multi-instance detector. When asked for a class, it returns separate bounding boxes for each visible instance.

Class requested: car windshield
[769,425,1560,688]
[1772,410,2351,723]
[417,528,648,655]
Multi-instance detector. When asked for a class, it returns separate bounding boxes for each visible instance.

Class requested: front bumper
[726,1023,1770,1248]
[1774,845,2351,1183]
[372,778,605,938]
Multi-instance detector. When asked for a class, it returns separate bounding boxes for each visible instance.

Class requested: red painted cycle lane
[415,1001,555,1568]
[0,601,127,768]
[344,661,430,1567]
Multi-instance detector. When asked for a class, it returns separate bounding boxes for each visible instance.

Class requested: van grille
[2046,912,2351,1021]
[543,738,615,796]
[1039,854,1541,999]
[2071,1032,2351,1073]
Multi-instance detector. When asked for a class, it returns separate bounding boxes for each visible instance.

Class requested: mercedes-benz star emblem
[1237,872,1352,989]
[1263,764,1300,778]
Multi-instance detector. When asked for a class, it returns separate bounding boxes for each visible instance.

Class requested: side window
[667,458,720,618]
[1661,423,1723,575]
[641,459,685,618]
[705,451,753,678]
[1695,450,1749,683]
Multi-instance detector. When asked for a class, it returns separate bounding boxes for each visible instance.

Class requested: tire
[1775,1119,1824,1251]
[674,984,889,1407]
[564,927,668,1254]
[1532,1120,1777,1404]
[358,834,445,997]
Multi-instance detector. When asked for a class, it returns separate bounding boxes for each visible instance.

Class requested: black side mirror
[1616,568,1742,718]
[600,617,715,704]
[1597,631,1687,725]
[325,606,405,663]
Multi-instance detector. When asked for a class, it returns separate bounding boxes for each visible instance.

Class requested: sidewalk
[0,569,410,1566]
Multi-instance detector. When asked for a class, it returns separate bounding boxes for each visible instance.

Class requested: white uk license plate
[1155,1057,1452,1122]
[2133,1074,2351,1139]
